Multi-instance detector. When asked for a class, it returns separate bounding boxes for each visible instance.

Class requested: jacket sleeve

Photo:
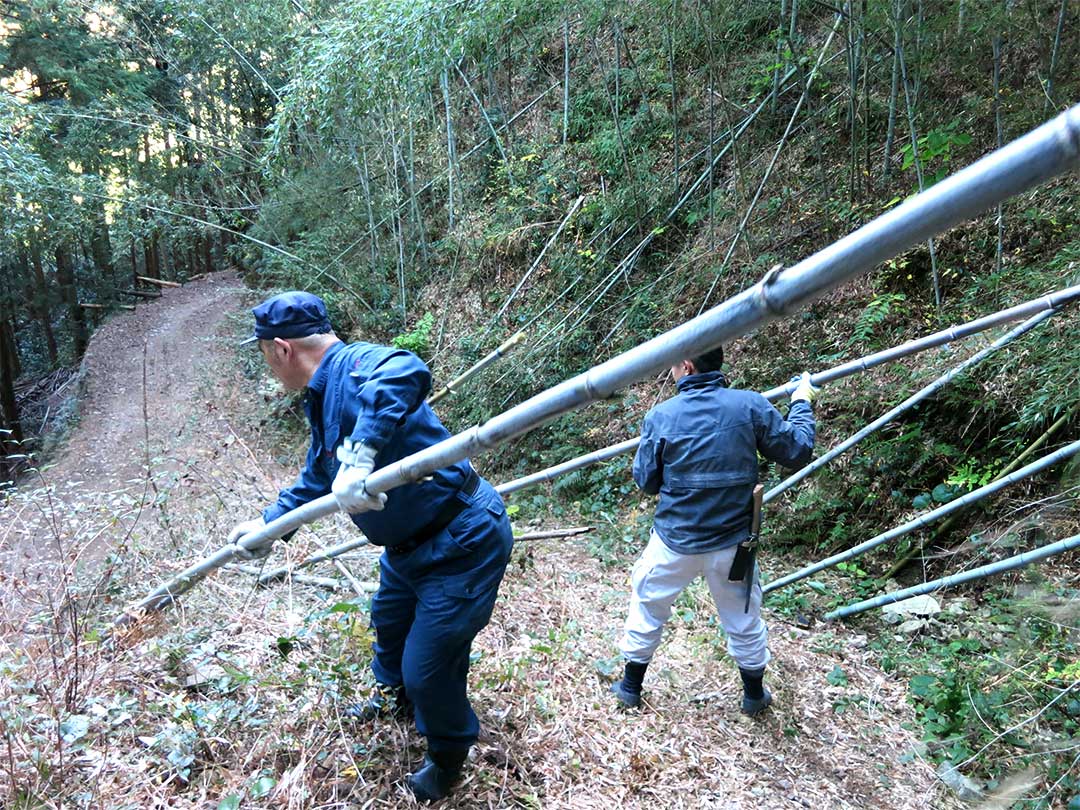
[632,412,664,495]
[348,347,432,450]
[261,441,332,529]
[753,396,816,470]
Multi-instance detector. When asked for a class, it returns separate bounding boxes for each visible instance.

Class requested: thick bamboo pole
[497,284,1080,496]
[112,105,1080,627]
[764,439,1080,594]
[498,438,641,495]
[826,533,1080,620]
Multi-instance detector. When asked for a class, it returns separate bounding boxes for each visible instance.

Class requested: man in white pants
[611,346,817,714]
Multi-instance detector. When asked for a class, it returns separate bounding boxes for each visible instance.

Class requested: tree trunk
[88,171,115,284]
[441,69,458,229]
[202,233,213,276]
[27,244,59,366]
[0,310,22,461]
[2,318,20,379]
[55,244,88,359]
[143,226,161,280]
[130,239,140,287]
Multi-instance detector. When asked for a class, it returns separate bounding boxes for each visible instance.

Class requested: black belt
[386,469,481,556]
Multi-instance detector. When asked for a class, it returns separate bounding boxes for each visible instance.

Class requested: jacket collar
[307,340,346,395]
[676,370,728,393]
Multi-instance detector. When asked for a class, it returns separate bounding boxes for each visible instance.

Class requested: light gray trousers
[619,528,770,670]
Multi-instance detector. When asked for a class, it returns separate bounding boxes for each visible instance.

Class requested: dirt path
[0,272,248,621]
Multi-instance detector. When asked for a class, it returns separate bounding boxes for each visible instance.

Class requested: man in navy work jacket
[228,291,513,802]
[610,345,817,715]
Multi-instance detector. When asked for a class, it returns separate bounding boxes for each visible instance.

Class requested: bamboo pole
[111,105,1080,628]
[562,17,570,145]
[496,285,1080,496]
[826,533,1080,620]
[880,402,1078,580]
[763,439,1080,594]
[428,331,526,406]
[764,308,1057,503]
[498,438,641,495]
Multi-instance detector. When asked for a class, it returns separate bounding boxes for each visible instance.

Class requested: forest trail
[0,274,954,808]
[0,272,248,627]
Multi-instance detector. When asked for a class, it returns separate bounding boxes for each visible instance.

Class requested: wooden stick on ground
[137,276,182,288]
[514,526,594,541]
[227,562,375,592]
[80,302,137,311]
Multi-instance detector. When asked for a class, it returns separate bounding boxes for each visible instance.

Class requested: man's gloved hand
[789,371,820,405]
[333,438,387,514]
[226,517,273,560]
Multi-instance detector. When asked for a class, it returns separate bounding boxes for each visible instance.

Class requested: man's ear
[682,360,696,376]
[272,337,291,358]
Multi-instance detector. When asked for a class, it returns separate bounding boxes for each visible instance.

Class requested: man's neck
[302,338,343,387]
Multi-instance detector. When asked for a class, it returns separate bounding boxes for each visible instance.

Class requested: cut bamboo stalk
[764,308,1056,503]
[764,440,1080,594]
[827,533,1080,620]
[880,403,1078,580]
[115,288,161,299]
[80,302,137,311]
[496,285,1080,496]
[429,331,526,406]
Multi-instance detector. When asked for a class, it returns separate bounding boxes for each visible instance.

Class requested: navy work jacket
[262,341,473,546]
[632,371,815,554]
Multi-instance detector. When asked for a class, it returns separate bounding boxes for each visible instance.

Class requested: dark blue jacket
[262,341,474,546]
[632,371,815,554]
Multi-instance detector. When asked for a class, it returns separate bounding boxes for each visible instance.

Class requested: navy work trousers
[369,480,513,753]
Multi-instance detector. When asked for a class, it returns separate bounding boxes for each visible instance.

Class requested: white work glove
[226,517,272,560]
[789,371,820,405]
[332,438,387,515]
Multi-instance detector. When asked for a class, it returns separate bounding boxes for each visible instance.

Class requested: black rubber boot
[739,667,773,716]
[610,660,648,709]
[343,683,412,722]
[407,748,469,802]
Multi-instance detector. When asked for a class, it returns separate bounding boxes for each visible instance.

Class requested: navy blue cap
[241,291,333,345]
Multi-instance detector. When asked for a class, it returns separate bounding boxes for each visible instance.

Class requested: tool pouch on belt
[728,484,765,613]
